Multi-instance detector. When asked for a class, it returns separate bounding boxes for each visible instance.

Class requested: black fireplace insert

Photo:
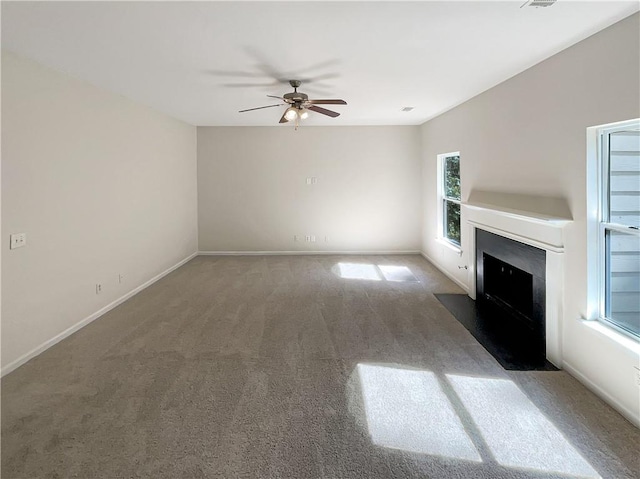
[476,229,547,357]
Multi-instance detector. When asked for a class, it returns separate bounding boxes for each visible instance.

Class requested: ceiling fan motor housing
[284,91,309,104]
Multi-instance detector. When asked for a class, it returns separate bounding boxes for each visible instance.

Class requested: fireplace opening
[483,253,534,328]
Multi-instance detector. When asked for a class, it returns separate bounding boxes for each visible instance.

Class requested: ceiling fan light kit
[284,107,298,121]
[239,80,347,128]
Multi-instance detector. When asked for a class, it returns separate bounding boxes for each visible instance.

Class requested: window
[438,152,461,247]
[589,119,640,338]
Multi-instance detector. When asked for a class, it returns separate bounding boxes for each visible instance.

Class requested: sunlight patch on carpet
[357,363,481,461]
[447,374,600,478]
[377,265,419,282]
[336,263,382,281]
[334,263,419,283]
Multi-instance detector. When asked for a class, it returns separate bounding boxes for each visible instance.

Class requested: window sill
[436,237,463,256]
[577,317,640,354]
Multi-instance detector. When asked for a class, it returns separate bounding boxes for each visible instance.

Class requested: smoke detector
[521,0,556,8]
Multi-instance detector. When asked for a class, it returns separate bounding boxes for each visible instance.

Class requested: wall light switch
[306,177,312,185]
[10,233,27,249]
[311,177,317,184]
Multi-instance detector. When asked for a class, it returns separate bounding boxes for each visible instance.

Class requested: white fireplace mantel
[463,199,573,368]
[464,201,572,252]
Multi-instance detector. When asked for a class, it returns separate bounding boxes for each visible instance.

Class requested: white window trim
[437,151,462,252]
[586,118,640,340]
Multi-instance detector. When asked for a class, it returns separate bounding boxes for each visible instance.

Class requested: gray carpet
[2,255,638,478]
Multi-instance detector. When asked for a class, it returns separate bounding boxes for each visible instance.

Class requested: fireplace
[476,229,546,356]
[462,194,571,368]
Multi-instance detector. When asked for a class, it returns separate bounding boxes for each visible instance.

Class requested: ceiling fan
[239,80,347,125]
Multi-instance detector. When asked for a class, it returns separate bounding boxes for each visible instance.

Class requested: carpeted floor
[2,255,638,478]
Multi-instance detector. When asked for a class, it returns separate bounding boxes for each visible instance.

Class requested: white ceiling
[2,1,638,126]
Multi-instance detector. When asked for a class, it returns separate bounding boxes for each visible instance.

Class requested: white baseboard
[198,250,421,256]
[563,359,640,428]
[1,252,198,377]
[420,251,469,293]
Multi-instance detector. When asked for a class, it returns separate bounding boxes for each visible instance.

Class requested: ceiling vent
[401,107,415,112]
[520,0,556,8]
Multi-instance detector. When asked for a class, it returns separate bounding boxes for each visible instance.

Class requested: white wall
[1,51,198,373]
[198,126,421,253]
[421,14,640,423]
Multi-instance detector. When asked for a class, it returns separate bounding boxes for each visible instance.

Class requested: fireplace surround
[463,192,572,368]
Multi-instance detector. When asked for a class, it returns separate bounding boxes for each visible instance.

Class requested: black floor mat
[436,293,558,371]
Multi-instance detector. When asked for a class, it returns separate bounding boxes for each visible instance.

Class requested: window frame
[437,152,462,250]
[587,119,640,339]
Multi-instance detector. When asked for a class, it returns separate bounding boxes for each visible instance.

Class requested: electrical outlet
[324,236,329,243]
[635,367,640,387]
[305,235,311,242]
[10,233,27,249]
[294,235,301,242]
[96,283,102,294]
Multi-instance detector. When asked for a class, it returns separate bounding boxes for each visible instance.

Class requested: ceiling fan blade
[223,82,280,88]
[278,111,291,124]
[268,94,295,104]
[308,99,347,105]
[205,69,267,79]
[299,72,340,82]
[308,105,340,118]
[239,104,283,113]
